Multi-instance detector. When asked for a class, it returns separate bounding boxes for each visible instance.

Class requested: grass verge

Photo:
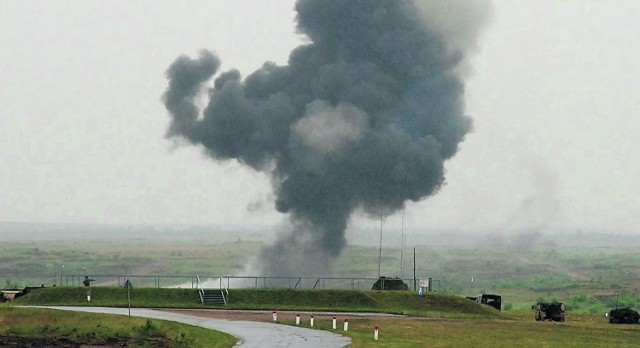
[281,313,640,347]
[0,307,236,347]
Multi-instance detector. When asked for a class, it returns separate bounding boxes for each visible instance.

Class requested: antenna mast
[378,201,383,278]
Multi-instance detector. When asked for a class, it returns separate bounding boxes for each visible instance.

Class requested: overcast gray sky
[1,0,638,234]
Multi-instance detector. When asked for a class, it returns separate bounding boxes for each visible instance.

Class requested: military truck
[467,294,502,311]
[608,307,640,324]
[533,301,566,322]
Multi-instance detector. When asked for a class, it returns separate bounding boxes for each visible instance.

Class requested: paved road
[39,306,352,348]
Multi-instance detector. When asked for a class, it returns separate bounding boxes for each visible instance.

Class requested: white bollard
[332,317,337,329]
[87,295,91,302]
[343,318,349,331]
[295,314,300,326]
[374,325,379,341]
[310,315,314,327]
[272,311,277,322]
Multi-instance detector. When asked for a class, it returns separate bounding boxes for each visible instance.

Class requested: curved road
[38,306,352,348]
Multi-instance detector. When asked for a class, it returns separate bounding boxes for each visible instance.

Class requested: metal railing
[166,275,421,291]
[60,274,201,288]
[56,274,435,291]
[196,275,204,304]
[219,276,229,305]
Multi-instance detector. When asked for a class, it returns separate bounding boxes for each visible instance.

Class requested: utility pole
[378,206,383,278]
[400,205,405,276]
[413,247,417,291]
[400,183,406,277]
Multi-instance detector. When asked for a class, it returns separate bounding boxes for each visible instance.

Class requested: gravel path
[38,306,352,348]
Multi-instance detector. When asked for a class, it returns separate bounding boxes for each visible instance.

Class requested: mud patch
[0,335,170,347]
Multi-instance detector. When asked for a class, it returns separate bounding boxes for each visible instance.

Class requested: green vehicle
[533,301,566,322]
[467,294,502,311]
[608,307,640,324]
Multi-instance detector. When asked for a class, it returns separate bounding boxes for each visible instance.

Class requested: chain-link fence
[53,274,442,291]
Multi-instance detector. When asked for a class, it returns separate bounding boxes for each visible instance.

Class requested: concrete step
[201,289,226,306]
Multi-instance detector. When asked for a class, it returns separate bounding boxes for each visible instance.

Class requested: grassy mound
[227,289,501,317]
[11,287,501,318]
[12,286,202,307]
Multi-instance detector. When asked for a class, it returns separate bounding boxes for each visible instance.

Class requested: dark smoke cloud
[163,0,487,276]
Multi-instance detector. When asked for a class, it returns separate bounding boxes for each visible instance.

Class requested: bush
[138,319,162,338]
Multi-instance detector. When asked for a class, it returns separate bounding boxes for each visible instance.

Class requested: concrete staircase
[201,289,226,306]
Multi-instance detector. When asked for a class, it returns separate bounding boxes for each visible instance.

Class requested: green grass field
[0,307,236,347]
[3,229,640,346]
[3,235,640,315]
[5,284,640,346]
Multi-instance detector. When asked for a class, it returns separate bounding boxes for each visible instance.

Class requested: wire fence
[55,274,440,292]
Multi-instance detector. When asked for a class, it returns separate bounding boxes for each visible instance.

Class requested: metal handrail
[196,275,204,304]
[219,276,228,305]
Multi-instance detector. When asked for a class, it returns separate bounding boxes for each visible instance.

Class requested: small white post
[310,315,314,327]
[374,325,379,341]
[332,316,337,329]
[295,314,300,326]
[343,318,349,331]
[272,311,277,322]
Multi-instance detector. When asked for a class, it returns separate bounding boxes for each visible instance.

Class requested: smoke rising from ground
[163,0,491,276]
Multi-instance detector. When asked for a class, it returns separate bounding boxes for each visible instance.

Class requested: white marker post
[374,325,379,341]
[295,314,300,326]
[310,315,314,327]
[272,311,277,322]
[343,318,349,331]
[332,316,337,329]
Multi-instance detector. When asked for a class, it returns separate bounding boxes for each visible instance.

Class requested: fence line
[58,274,437,291]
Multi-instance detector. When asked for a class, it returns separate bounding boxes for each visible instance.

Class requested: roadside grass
[0,307,235,347]
[281,313,640,347]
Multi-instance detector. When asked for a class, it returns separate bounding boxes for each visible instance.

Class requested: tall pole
[400,184,405,277]
[401,205,405,276]
[413,247,417,291]
[378,205,383,278]
[126,279,132,317]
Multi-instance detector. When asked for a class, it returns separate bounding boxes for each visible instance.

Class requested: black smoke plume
[163,0,488,276]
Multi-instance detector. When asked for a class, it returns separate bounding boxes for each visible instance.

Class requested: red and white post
[272,311,277,322]
[332,316,337,329]
[310,315,315,327]
[343,318,349,331]
[374,325,379,341]
[295,314,300,326]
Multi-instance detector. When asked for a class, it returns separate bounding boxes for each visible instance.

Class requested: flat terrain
[2,225,640,315]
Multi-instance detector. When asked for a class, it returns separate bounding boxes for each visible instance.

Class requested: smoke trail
[163,0,490,276]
